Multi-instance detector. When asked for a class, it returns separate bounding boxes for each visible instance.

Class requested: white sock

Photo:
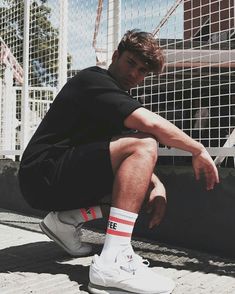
[100,207,138,263]
[58,206,103,226]
[78,206,103,222]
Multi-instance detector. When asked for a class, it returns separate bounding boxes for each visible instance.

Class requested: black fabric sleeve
[88,87,142,127]
[74,68,143,129]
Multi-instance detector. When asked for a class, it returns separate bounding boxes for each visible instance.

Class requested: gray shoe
[40,211,92,256]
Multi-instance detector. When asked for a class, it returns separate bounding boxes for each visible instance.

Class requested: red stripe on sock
[90,207,97,219]
[109,216,135,226]
[107,228,131,237]
[80,208,89,222]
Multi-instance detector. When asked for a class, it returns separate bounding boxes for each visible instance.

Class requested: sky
[47,0,184,70]
[0,0,184,70]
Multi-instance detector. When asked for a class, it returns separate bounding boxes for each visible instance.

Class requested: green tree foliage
[0,0,71,87]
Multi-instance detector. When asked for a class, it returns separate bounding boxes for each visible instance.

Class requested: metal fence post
[58,0,68,93]
[107,0,121,67]
[21,0,30,152]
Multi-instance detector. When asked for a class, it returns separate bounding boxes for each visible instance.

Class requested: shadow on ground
[0,241,95,292]
[0,236,234,293]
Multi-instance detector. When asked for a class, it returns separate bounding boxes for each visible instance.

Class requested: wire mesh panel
[28,0,60,88]
[0,0,234,165]
[126,0,235,165]
[0,0,58,156]
[67,0,109,77]
[0,1,23,157]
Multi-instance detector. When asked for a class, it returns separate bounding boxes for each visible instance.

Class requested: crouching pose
[18,29,219,294]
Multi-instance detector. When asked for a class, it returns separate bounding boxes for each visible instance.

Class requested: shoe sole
[88,282,130,294]
[88,282,173,294]
[39,220,92,257]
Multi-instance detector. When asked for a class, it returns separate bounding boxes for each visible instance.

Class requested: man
[18,29,219,294]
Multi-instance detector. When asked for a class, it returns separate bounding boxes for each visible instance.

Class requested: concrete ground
[0,209,235,294]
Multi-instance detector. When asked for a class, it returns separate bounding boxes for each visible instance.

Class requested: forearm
[125,107,219,190]
[152,114,205,156]
[125,108,205,156]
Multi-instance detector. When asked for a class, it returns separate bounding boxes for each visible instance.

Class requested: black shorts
[18,141,114,211]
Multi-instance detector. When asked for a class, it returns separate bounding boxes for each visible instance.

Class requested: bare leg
[90,134,175,294]
[110,132,158,213]
[99,133,158,262]
[58,132,158,224]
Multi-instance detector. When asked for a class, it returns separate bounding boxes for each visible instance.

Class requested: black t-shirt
[21,66,142,166]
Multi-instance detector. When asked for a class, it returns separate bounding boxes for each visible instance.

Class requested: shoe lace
[119,254,150,275]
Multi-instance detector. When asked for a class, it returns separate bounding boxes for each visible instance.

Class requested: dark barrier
[0,159,46,217]
[0,159,234,257]
[135,165,235,258]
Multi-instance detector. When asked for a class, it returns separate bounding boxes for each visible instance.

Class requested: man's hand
[192,149,220,190]
[147,195,167,229]
[145,175,167,229]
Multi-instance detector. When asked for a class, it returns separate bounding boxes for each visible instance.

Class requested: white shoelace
[119,254,150,275]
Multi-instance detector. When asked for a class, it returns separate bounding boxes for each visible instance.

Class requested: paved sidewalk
[0,210,234,294]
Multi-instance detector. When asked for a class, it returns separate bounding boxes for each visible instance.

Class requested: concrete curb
[0,159,234,258]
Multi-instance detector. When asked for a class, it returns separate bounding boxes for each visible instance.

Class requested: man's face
[109,50,150,90]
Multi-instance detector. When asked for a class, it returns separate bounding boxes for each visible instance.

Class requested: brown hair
[117,29,165,74]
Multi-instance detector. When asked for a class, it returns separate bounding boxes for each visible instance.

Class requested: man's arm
[125,107,204,154]
[124,107,219,190]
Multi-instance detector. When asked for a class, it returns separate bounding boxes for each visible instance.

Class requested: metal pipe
[58,0,68,92]
[107,0,121,67]
[21,0,30,152]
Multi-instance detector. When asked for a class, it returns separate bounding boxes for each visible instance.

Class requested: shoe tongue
[117,246,135,262]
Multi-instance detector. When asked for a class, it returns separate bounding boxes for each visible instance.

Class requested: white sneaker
[88,247,175,294]
[40,212,92,256]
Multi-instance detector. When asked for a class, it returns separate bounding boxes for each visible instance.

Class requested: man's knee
[134,133,158,162]
[110,132,158,172]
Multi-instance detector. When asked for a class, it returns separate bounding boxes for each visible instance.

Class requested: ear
[112,50,119,62]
